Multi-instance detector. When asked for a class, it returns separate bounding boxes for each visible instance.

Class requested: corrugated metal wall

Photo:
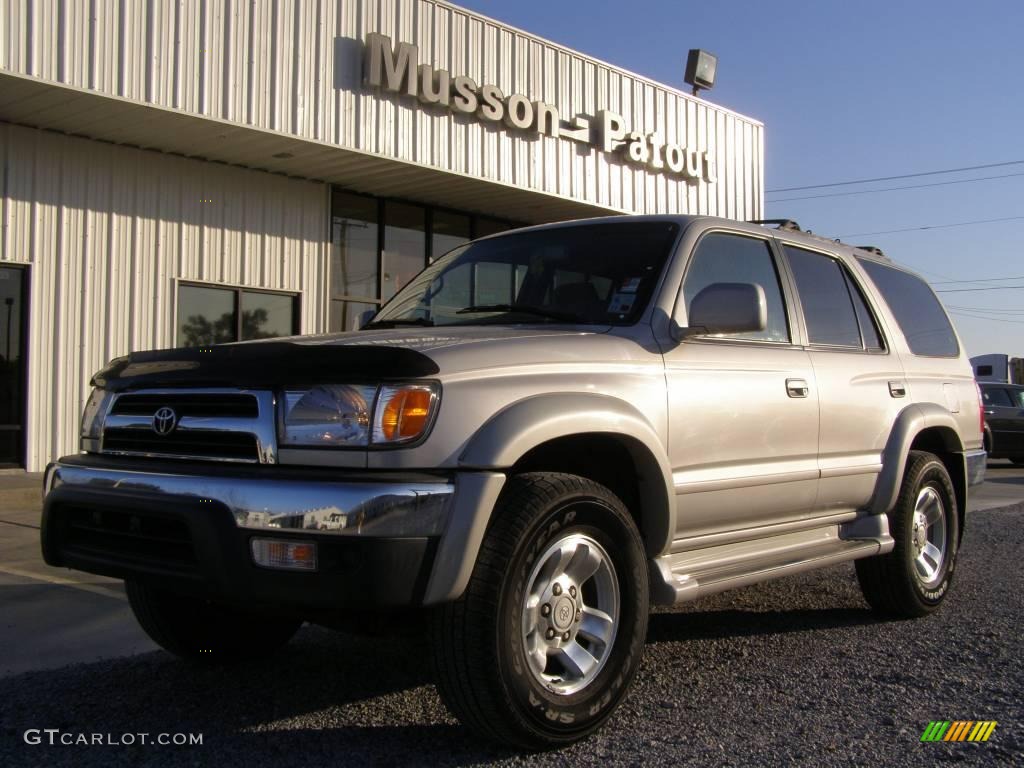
[0,124,329,470]
[0,0,763,219]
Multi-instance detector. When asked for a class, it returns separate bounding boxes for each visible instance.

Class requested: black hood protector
[91,341,440,392]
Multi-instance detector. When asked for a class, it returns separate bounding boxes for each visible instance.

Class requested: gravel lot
[2,503,1021,767]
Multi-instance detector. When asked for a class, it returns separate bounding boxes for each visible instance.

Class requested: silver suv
[42,215,986,749]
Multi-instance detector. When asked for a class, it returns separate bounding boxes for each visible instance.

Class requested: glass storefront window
[330,299,379,332]
[382,202,426,301]
[431,210,471,263]
[476,218,515,238]
[177,284,298,346]
[331,192,379,301]
[328,188,523,331]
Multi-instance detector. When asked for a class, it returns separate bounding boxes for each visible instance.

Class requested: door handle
[888,381,907,398]
[786,378,809,398]
[984,409,996,416]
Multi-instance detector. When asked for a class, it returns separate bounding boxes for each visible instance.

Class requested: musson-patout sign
[361,33,718,184]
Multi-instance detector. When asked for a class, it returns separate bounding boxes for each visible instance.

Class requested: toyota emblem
[152,407,178,436]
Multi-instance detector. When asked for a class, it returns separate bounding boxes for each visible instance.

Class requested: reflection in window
[683,234,790,343]
[177,284,298,347]
[178,286,236,346]
[241,290,295,340]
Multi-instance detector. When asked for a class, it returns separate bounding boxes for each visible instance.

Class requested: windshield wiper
[455,304,587,323]
[363,317,435,329]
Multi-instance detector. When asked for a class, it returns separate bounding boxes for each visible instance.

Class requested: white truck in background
[971,354,1024,384]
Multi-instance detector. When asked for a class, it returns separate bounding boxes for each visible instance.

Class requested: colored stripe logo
[921,721,997,742]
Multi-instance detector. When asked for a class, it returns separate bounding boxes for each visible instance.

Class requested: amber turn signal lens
[379,387,434,442]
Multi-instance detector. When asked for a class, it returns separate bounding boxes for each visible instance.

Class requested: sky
[456,0,1024,359]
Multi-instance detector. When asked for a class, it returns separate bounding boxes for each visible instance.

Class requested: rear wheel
[126,580,301,662]
[430,473,648,750]
[856,451,959,617]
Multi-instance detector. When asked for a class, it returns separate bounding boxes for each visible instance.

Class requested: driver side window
[682,233,790,342]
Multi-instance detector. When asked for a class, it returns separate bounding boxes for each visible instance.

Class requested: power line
[933,275,1024,285]
[836,215,1024,238]
[950,310,1024,325]
[947,305,1024,313]
[767,159,1024,193]
[936,284,1024,293]
[766,171,1024,203]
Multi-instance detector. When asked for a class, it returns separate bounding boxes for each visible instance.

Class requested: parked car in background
[980,382,1024,465]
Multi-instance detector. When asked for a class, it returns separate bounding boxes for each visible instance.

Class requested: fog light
[251,539,318,571]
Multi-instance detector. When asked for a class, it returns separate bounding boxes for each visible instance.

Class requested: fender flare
[870,402,965,516]
[424,393,676,605]
[459,392,676,553]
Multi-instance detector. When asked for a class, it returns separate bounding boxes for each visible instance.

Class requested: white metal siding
[0,124,329,471]
[0,0,763,219]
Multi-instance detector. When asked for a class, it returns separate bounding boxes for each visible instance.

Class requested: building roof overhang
[0,71,620,224]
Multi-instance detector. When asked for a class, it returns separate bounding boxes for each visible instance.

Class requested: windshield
[368,221,680,328]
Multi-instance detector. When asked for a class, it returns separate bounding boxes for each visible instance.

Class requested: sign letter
[364,33,417,97]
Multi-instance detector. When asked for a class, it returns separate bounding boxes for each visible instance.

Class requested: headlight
[278,383,440,448]
[280,385,376,447]
[81,389,113,439]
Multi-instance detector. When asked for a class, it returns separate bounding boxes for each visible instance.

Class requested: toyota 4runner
[41,216,986,749]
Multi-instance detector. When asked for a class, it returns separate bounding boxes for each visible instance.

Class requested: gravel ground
[2,504,1021,767]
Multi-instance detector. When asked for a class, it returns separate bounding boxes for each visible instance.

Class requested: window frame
[174,279,301,347]
[677,228,801,348]
[777,242,889,354]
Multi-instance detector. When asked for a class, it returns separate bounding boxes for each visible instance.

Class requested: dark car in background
[981,382,1024,465]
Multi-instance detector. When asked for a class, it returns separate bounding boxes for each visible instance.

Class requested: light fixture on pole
[684,49,718,97]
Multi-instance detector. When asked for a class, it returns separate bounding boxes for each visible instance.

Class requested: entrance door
[0,266,26,467]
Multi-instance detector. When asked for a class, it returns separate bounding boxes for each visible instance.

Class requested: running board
[650,524,894,606]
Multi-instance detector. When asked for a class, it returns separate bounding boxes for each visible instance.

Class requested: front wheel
[430,473,649,750]
[126,580,302,662]
[856,451,959,617]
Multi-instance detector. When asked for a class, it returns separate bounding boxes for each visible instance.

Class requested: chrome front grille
[110,392,259,419]
[100,389,277,463]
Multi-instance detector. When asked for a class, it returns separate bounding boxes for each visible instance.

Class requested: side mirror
[672,282,767,340]
[356,309,377,330]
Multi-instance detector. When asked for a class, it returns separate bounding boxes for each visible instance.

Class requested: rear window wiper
[455,304,588,323]
[362,317,435,329]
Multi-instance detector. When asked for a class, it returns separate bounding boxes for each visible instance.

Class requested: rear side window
[982,387,1013,407]
[784,246,863,347]
[857,259,959,357]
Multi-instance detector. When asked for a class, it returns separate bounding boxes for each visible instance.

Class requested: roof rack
[855,245,887,258]
[748,219,802,232]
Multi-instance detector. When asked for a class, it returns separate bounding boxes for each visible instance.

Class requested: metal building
[0,0,764,471]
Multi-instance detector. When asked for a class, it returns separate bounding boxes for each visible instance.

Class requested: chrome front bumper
[44,459,453,537]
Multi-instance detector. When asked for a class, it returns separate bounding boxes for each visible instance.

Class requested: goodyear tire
[430,473,648,750]
[856,451,959,617]
[126,580,301,662]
